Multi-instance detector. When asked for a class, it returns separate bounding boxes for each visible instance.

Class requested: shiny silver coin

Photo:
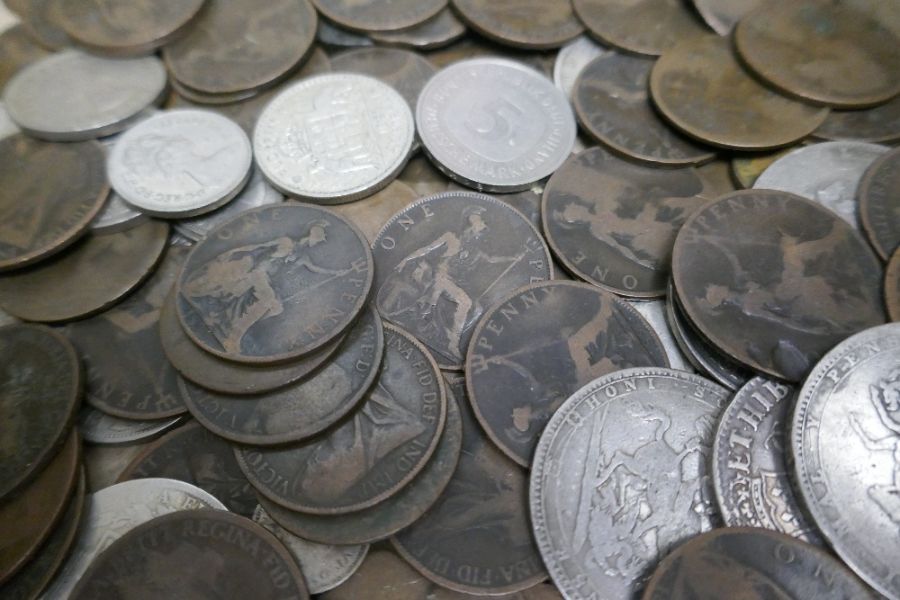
[417,58,576,192]
[254,74,414,203]
[91,124,154,233]
[77,405,183,446]
[553,35,608,99]
[628,299,693,372]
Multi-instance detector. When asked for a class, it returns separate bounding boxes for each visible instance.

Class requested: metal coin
[695,159,737,201]
[398,154,452,198]
[180,307,382,446]
[574,53,716,166]
[672,189,886,382]
[316,19,373,48]
[416,58,575,192]
[255,74,414,203]
[167,76,261,106]
[628,299,693,372]
[690,0,764,36]
[176,203,373,363]
[2,50,166,141]
[530,368,729,599]
[754,141,889,230]
[109,109,253,218]
[859,146,900,261]
[78,405,182,446]
[888,249,900,322]
[792,323,900,599]
[20,0,69,50]
[573,0,707,56]
[0,135,107,271]
[70,509,310,599]
[467,281,669,467]
[252,505,368,594]
[0,24,50,90]
[650,35,829,151]
[424,37,555,78]
[730,147,795,189]
[236,324,446,515]
[446,180,546,231]
[0,220,169,323]
[90,193,147,234]
[451,0,583,50]
[331,47,437,115]
[553,35,608,99]
[84,444,147,494]
[163,0,316,95]
[331,180,419,243]
[735,1,900,108]
[311,0,446,33]
[0,324,80,499]
[0,102,18,141]
[542,146,705,296]
[41,478,226,600]
[369,9,465,50]
[814,95,900,144]
[372,191,553,370]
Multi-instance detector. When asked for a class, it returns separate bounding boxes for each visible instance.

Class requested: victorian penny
[311,0,446,33]
[446,180,545,231]
[451,0,582,50]
[814,96,900,145]
[369,9,465,50]
[730,147,796,189]
[690,0,764,36]
[78,405,183,446]
[859,146,900,261]
[0,25,50,90]
[887,249,900,322]
[331,181,419,243]
[331,47,436,115]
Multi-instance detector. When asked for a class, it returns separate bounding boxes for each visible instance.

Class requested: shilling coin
[730,147,796,189]
[553,35,608,99]
[312,0,446,33]
[467,281,669,467]
[78,405,182,446]
[451,0,582,50]
[690,0,764,36]
[628,299,693,372]
[2,50,166,141]
[236,324,446,515]
[331,47,437,116]
[650,35,829,151]
[859,146,900,261]
[416,58,575,192]
[792,322,900,599]
[108,109,253,218]
[0,24,50,90]
[814,95,900,145]
[735,1,900,108]
[888,249,900,322]
[372,191,553,370]
[530,368,729,599]
[672,190,886,382]
[331,181,419,244]
[316,19,374,48]
[369,9,465,50]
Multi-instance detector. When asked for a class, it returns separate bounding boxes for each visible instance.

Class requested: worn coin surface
[859,146,900,261]
[531,368,728,599]
[735,1,900,108]
[372,191,553,369]
[417,58,575,192]
[2,50,166,141]
[331,180,419,243]
[312,0,445,33]
[78,405,182,446]
[628,299,692,372]
[792,322,900,599]
[451,0,582,49]
[650,35,829,151]
[553,36,607,99]
[672,190,886,382]
[730,147,796,189]
[0,135,107,271]
[236,324,445,514]
[815,96,900,145]
[0,25,51,90]
[690,0,764,35]
[888,249,900,322]
[331,47,436,116]
[21,0,70,50]
[369,9,465,49]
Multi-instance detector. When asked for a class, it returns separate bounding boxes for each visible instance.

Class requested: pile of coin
[0,0,898,598]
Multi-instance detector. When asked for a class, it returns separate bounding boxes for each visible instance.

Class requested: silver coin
[417,58,576,192]
[691,0,765,36]
[792,322,900,600]
[316,19,373,47]
[254,73,414,203]
[712,377,821,544]
[0,101,19,140]
[754,141,890,230]
[553,35,608,99]
[530,367,729,599]
[252,505,368,594]
[109,109,253,217]
[40,478,226,600]
[369,9,466,50]
[91,124,154,233]
[77,405,183,446]
[2,50,166,141]
[628,299,693,372]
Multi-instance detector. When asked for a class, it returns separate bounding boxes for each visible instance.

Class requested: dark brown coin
[695,159,737,201]
[369,9,466,50]
[330,47,436,114]
[236,324,445,515]
[0,135,107,272]
[180,307,383,446]
[392,376,547,595]
[0,25,51,90]
[672,189,886,382]
[57,0,206,56]
[63,245,187,420]
[448,180,545,232]
[0,431,79,585]
[70,509,310,600]
[650,35,829,151]
[467,281,669,466]
[331,181,420,244]
[887,248,900,322]
[0,324,80,499]
[311,0,446,33]
[814,96,900,144]
[574,52,715,166]
[21,0,70,50]
[542,146,705,297]
[735,1,900,108]
[167,76,260,106]
[0,220,169,323]
[163,0,318,95]
[176,204,373,364]
[450,0,583,50]
[859,146,900,261]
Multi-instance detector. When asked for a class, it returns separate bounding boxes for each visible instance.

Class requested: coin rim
[858,146,900,261]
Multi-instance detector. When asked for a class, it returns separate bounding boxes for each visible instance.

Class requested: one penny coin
[451,0,583,50]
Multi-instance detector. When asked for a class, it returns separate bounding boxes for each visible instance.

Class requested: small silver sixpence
[108,109,253,218]
[553,35,608,99]
[254,73,414,203]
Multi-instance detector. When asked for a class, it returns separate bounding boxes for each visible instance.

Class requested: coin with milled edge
[369,9,465,50]
[331,180,419,243]
[690,0,764,36]
[888,249,900,322]
[814,96,900,144]
[553,36,608,99]
[312,0,445,33]
[628,299,692,372]
[859,146,900,261]
[0,25,51,90]
[730,147,795,189]
[331,47,436,115]
[451,0,582,49]
[78,405,182,446]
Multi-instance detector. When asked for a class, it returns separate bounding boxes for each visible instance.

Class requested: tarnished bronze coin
[0,324,80,499]
[650,35,829,150]
[730,147,796,189]
[163,0,317,95]
[0,220,169,323]
[859,146,900,261]
[574,53,714,166]
[330,47,436,115]
[331,181,419,244]
[735,1,900,108]
[887,248,900,322]
[451,0,582,50]
[0,135,107,272]
[695,159,737,201]
[690,0,764,36]
[369,9,466,50]
[672,189,886,382]
[543,146,705,297]
[0,25,51,90]
[70,509,310,600]
[814,96,900,145]
[180,307,383,446]
[467,281,669,466]
[176,204,373,364]
[312,0,446,33]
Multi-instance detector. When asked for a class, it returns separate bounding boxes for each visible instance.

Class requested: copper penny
[730,147,796,189]
[859,146,900,261]
[0,135,107,272]
[331,181,419,243]
[369,9,466,50]
[814,95,900,145]
[0,25,51,90]
[331,47,436,114]
[311,0,446,33]
[451,0,583,50]
[0,220,169,323]
[672,189,886,381]
[887,248,900,322]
